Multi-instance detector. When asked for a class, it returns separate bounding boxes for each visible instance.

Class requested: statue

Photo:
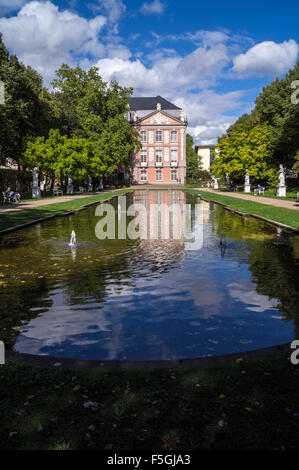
[278,164,285,186]
[244,171,251,193]
[88,176,93,192]
[211,175,218,190]
[156,102,161,111]
[276,164,286,197]
[67,174,73,194]
[180,108,186,122]
[32,167,41,198]
[226,172,230,191]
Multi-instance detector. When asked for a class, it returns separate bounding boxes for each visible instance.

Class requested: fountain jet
[69,230,77,247]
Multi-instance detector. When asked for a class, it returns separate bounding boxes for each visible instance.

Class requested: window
[171,169,178,181]
[156,131,162,142]
[140,131,147,142]
[156,149,162,162]
[171,149,178,162]
[171,131,178,142]
[156,169,162,181]
[140,150,147,163]
[140,169,147,181]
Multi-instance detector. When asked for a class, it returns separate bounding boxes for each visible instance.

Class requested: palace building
[128,96,187,184]
[194,144,217,171]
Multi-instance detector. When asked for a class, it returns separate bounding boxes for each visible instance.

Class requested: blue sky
[0,0,298,143]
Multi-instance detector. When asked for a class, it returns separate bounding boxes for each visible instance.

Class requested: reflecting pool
[0,189,299,361]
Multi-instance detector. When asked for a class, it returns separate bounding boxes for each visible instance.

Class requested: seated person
[4,187,20,202]
[257,184,264,194]
[4,187,12,197]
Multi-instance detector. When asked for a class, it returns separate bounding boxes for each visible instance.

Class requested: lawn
[0,355,298,450]
[0,189,131,232]
[185,189,299,229]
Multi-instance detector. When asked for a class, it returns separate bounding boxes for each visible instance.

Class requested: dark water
[0,189,299,361]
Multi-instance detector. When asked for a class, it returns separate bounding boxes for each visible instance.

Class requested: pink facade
[129,97,187,185]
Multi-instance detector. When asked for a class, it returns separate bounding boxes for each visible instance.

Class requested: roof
[129,95,181,111]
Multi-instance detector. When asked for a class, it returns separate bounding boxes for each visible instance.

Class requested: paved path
[0,192,108,214]
[198,188,299,212]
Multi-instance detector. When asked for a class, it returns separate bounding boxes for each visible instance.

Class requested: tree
[0,34,59,169]
[226,110,260,136]
[186,133,200,179]
[90,115,141,178]
[51,64,141,177]
[255,61,299,167]
[211,124,277,185]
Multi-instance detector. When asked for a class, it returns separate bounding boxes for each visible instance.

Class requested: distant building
[195,145,217,171]
[128,96,187,184]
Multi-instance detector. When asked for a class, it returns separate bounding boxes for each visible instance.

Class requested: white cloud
[140,0,165,15]
[175,90,244,144]
[233,40,299,77]
[2,7,293,146]
[0,1,107,83]
[95,44,243,144]
[96,43,230,94]
[0,0,28,16]
[89,0,126,24]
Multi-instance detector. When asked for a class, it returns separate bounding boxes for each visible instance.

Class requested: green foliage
[253,61,299,167]
[0,34,59,167]
[186,133,201,178]
[226,109,260,136]
[49,64,141,178]
[1,35,139,181]
[0,168,31,192]
[292,150,299,173]
[222,60,299,173]
[212,124,277,186]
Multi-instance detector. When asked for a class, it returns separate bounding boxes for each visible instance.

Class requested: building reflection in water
[131,189,204,264]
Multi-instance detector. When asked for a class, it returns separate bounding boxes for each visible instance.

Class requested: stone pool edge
[191,191,299,234]
[0,190,131,236]
[5,343,291,370]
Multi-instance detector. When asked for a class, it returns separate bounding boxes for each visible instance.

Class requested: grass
[1,355,299,450]
[0,189,132,232]
[185,189,299,229]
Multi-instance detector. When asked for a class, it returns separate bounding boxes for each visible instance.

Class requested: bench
[2,191,20,203]
[254,187,265,196]
[53,189,63,196]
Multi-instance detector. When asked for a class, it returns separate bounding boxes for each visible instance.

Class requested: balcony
[155,161,163,167]
[171,161,178,167]
[140,161,147,167]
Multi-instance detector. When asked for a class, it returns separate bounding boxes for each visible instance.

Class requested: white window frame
[171,130,178,143]
[140,168,147,181]
[156,168,162,181]
[171,149,178,162]
[155,149,162,163]
[140,150,147,163]
[171,168,178,181]
[140,131,147,142]
[156,130,162,143]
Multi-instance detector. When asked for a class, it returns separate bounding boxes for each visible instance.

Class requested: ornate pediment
[138,110,182,126]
